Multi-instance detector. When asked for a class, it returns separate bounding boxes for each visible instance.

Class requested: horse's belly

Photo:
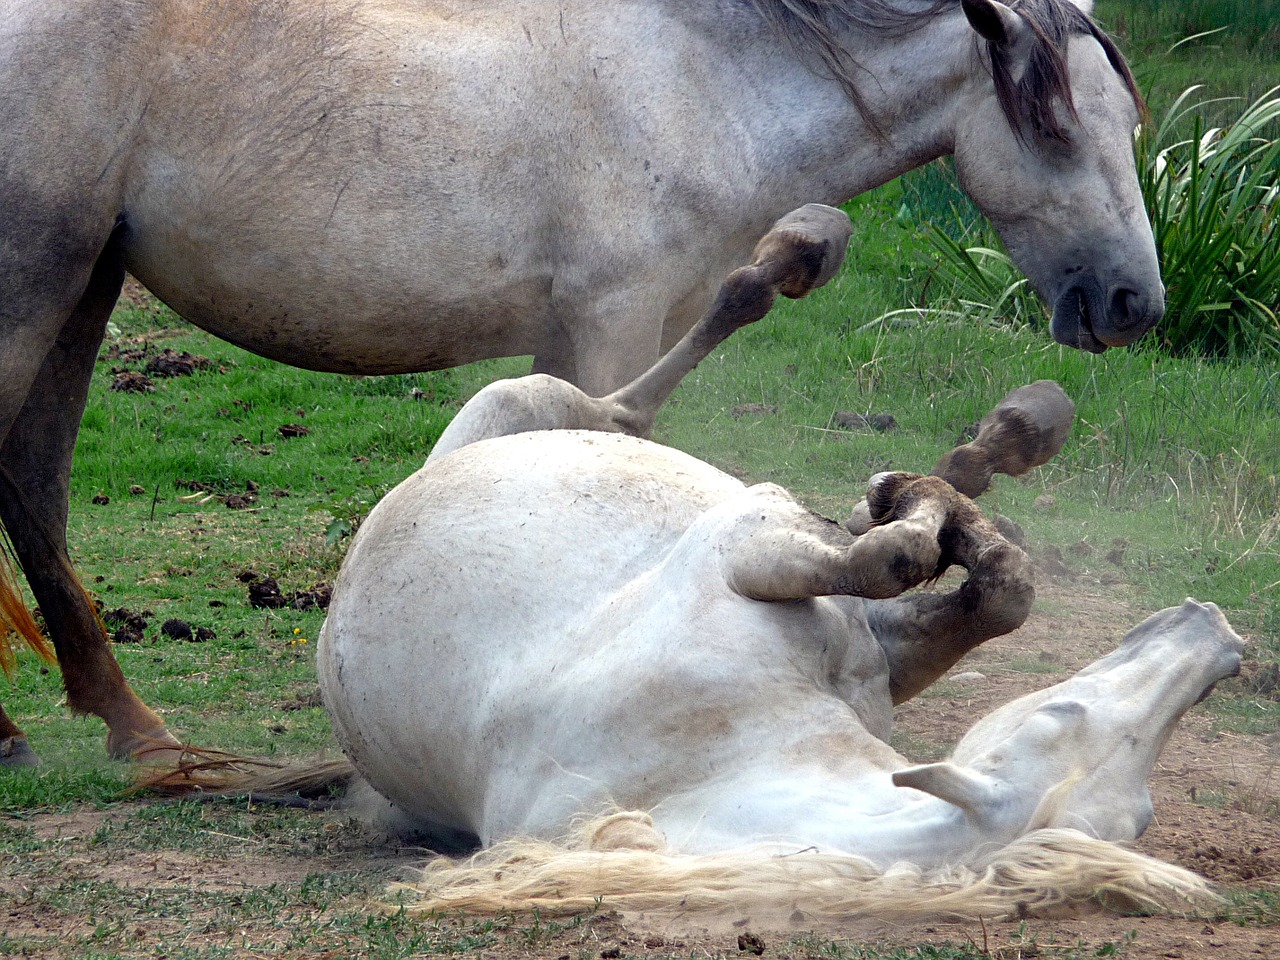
[109,0,759,376]
[316,431,746,834]
[122,216,555,373]
[316,431,906,844]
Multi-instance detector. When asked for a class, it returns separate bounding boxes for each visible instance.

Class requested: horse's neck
[734,8,978,208]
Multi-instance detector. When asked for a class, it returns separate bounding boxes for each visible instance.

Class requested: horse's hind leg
[0,238,175,760]
[864,491,1035,704]
[845,381,1075,536]
[930,381,1075,498]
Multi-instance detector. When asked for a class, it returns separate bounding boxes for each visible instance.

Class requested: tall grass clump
[890,160,1044,330]
[1102,0,1280,57]
[1139,86,1280,357]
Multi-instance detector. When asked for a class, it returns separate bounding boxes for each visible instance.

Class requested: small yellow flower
[293,627,302,635]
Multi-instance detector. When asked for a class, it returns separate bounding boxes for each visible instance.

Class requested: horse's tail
[393,812,1216,921]
[134,744,357,803]
[0,525,55,676]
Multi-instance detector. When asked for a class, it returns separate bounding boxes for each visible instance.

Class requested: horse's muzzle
[1051,280,1163,352]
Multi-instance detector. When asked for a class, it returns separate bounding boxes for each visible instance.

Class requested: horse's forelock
[989,0,1146,147]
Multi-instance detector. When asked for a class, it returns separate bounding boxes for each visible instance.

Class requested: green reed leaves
[1139,85,1280,357]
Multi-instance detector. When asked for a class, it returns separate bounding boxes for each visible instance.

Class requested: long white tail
[392,812,1215,921]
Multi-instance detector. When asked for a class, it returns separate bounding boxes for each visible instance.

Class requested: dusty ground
[3,573,1278,958]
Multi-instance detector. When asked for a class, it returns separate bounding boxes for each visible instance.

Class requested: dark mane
[745,0,1145,145]
[986,0,1146,145]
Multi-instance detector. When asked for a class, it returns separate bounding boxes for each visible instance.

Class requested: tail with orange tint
[0,529,55,675]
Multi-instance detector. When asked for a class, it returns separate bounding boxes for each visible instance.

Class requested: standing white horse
[1,0,1160,764]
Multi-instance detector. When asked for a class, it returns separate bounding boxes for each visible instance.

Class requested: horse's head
[951,0,1160,352]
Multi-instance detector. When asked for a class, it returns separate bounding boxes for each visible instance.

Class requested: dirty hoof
[107,724,181,762]
[1,735,40,768]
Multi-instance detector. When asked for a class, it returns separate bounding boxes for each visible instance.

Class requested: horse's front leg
[0,241,177,761]
[845,381,1075,535]
[717,473,992,603]
[533,277,668,397]
[864,486,1034,704]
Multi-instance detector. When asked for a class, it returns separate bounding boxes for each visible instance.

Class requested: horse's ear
[960,0,1024,47]
[1067,0,1095,14]
[892,762,1002,817]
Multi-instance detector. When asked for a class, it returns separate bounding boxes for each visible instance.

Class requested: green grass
[1138,86,1280,356]
[1096,0,1280,120]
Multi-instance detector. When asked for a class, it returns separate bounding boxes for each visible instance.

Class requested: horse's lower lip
[1051,285,1107,353]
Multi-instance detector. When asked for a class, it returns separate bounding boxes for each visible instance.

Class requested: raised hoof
[107,724,182,762]
[1,735,40,768]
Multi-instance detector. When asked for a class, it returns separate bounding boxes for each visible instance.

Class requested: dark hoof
[1,735,40,768]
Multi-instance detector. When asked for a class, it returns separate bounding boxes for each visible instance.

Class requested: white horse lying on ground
[163,206,1242,920]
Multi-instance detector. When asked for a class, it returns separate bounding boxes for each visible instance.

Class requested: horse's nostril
[1109,286,1162,331]
[1110,287,1141,323]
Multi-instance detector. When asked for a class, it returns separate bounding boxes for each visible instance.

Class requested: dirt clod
[1106,537,1129,565]
[1037,545,1073,579]
[222,491,257,510]
[160,619,193,642]
[243,577,330,611]
[289,584,332,611]
[104,607,150,644]
[834,411,898,431]
[110,371,155,393]
[144,349,212,378]
[248,577,287,609]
